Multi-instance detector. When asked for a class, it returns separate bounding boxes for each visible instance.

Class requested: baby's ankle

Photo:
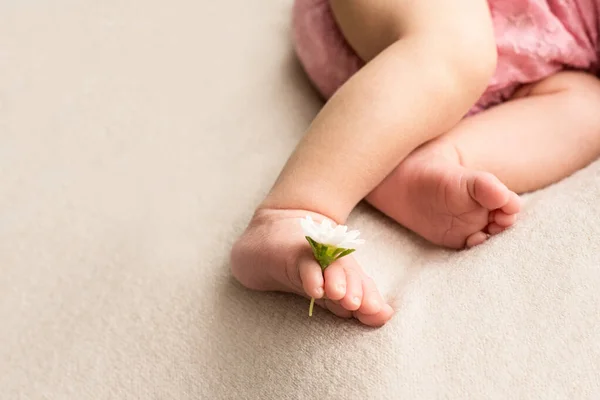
[259,191,353,225]
[406,139,463,166]
[253,206,344,226]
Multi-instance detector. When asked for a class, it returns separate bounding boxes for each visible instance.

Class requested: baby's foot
[367,145,521,248]
[230,209,394,326]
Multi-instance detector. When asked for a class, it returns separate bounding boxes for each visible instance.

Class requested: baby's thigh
[511,72,600,127]
[512,71,600,100]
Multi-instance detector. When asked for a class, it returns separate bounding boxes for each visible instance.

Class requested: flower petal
[339,238,365,249]
[300,216,319,241]
[333,225,347,237]
[301,215,365,249]
[344,230,361,242]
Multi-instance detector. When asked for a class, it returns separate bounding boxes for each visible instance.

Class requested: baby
[231,0,600,326]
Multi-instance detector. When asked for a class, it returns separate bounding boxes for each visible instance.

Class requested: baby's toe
[325,300,354,319]
[354,304,394,327]
[487,223,505,236]
[466,231,488,247]
[324,263,347,301]
[493,210,517,227]
[312,299,353,319]
[340,266,363,311]
[468,172,510,210]
[501,192,521,215]
[358,276,384,315]
[299,256,325,299]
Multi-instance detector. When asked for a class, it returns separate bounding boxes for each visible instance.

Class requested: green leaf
[319,242,327,259]
[305,236,318,254]
[335,248,355,259]
[332,247,345,257]
[305,238,357,271]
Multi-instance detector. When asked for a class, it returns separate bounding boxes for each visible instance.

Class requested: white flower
[300,215,366,316]
[299,216,365,249]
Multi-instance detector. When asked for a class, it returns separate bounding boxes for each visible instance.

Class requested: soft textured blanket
[1,1,599,398]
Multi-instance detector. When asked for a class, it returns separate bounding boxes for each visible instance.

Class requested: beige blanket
[1,0,599,398]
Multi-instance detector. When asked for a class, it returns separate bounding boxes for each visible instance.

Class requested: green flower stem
[305,236,355,317]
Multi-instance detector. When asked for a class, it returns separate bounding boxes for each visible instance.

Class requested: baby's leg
[368,71,600,248]
[232,0,497,326]
[436,71,600,192]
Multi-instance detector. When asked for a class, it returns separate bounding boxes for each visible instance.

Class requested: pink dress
[292,0,600,114]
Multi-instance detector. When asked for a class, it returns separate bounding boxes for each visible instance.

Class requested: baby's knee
[330,0,497,89]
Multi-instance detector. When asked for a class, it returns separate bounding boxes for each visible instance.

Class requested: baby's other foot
[230,209,394,326]
[367,145,521,249]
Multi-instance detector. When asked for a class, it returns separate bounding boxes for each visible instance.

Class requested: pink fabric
[292,0,600,114]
